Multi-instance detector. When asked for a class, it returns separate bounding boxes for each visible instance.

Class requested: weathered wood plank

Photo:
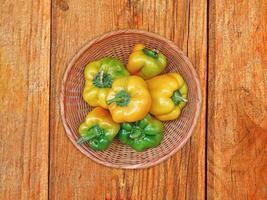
[208,0,267,199]
[50,0,207,199]
[0,0,51,199]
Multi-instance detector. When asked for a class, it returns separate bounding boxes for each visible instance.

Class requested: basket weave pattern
[60,30,201,169]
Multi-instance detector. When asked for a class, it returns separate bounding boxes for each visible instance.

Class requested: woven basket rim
[60,29,202,169]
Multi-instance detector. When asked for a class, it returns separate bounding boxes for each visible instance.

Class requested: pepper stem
[142,48,159,59]
[99,70,104,85]
[106,97,123,105]
[130,129,142,139]
[107,90,130,107]
[92,70,112,88]
[177,95,188,102]
[171,90,188,105]
[77,132,97,144]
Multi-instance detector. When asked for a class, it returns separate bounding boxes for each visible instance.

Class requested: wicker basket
[60,29,201,169]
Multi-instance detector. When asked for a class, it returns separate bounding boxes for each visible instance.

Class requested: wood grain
[208,0,267,199]
[50,0,207,199]
[0,0,50,199]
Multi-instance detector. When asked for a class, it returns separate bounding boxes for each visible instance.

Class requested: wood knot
[127,0,140,7]
[56,0,69,11]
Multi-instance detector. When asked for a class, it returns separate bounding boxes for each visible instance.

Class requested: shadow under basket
[60,29,201,169]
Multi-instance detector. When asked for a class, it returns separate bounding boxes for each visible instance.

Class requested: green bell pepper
[118,114,164,152]
[78,107,120,151]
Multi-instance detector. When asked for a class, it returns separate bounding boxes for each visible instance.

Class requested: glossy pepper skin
[147,73,188,121]
[127,44,167,79]
[118,114,163,152]
[106,75,151,123]
[83,57,129,108]
[77,107,120,151]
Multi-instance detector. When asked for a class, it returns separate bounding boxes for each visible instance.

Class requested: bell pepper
[127,44,167,79]
[77,107,120,151]
[146,73,188,121]
[118,114,163,152]
[106,75,151,123]
[83,57,129,108]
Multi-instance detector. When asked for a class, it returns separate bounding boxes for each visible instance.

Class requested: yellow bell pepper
[106,75,151,123]
[146,73,188,121]
[83,57,129,108]
[127,44,167,79]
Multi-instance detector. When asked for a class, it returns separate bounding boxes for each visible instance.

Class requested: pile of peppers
[78,44,188,152]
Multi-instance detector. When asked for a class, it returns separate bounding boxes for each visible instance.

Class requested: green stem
[130,129,142,139]
[171,90,188,105]
[142,48,159,59]
[99,70,104,85]
[106,90,130,107]
[107,96,125,105]
[177,95,188,102]
[77,132,97,144]
[92,71,112,88]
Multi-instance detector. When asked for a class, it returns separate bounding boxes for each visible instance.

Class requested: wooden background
[0,0,266,199]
